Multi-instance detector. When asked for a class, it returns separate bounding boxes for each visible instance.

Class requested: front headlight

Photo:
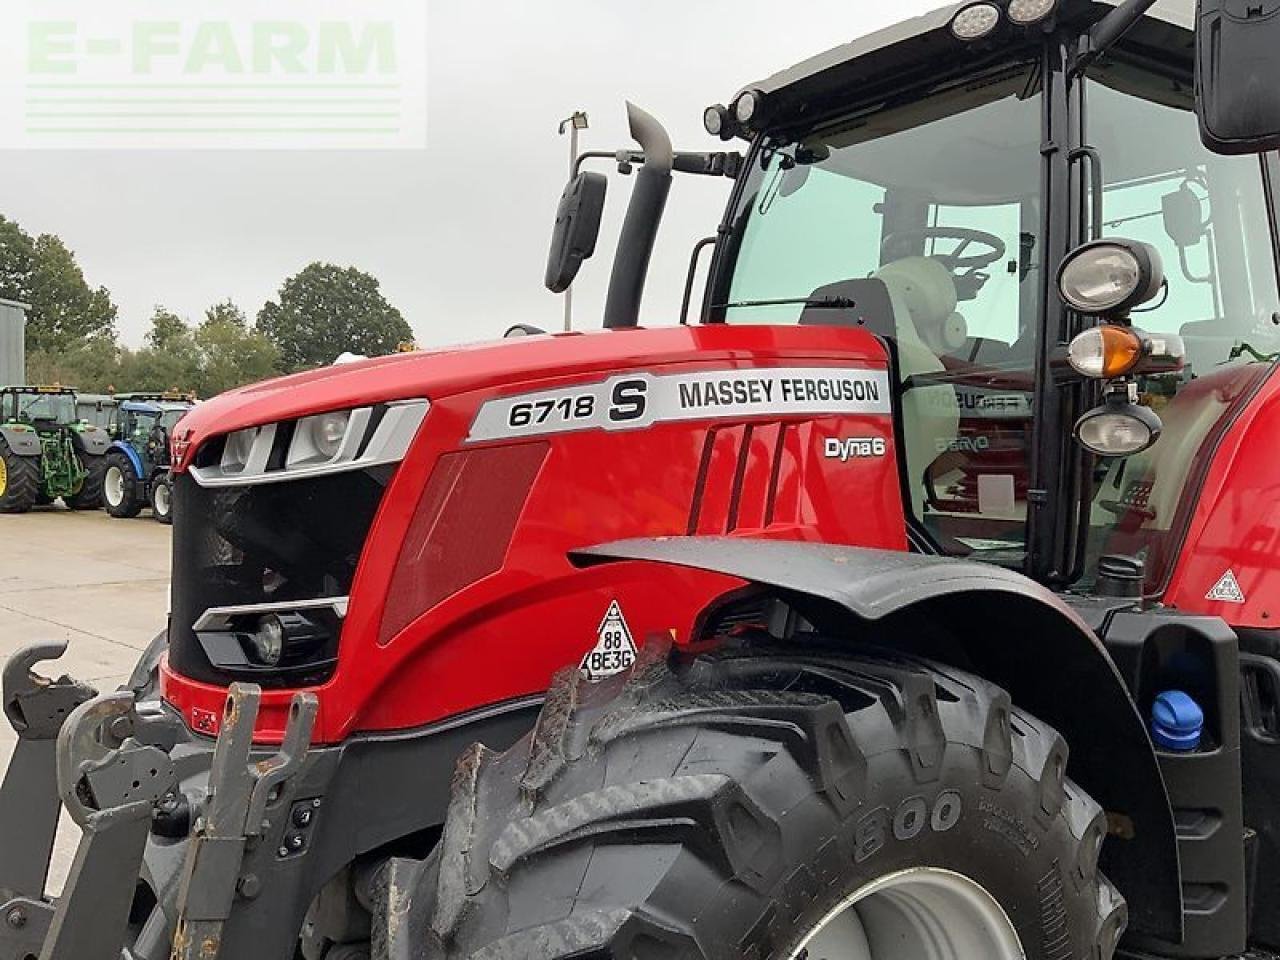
[309,410,352,460]
[221,427,258,470]
[1075,399,1163,457]
[1057,239,1164,316]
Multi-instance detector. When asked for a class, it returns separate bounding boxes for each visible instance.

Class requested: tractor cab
[704,2,1280,594]
[1,385,79,429]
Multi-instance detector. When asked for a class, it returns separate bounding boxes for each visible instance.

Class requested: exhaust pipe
[603,102,673,329]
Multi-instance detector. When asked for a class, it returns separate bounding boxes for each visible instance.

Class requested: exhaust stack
[603,102,673,329]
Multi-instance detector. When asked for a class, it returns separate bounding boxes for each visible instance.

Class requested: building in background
[0,300,29,385]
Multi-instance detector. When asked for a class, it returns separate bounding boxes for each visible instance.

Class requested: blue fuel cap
[1151,691,1204,752]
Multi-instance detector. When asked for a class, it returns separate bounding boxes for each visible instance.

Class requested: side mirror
[544,171,607,294]
[1161,185,1206,248]
[1195,0,1280,154]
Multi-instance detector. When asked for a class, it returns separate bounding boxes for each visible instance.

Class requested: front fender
[573,536,1181,941]
[110,439,145,478]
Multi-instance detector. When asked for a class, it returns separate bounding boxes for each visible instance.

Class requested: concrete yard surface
[0,506,170,893]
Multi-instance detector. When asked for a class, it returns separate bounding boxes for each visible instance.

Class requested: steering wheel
[881,227,1007,274]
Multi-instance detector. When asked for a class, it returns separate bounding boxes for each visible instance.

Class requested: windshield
[6,392,76,425]
[1079,64,1280,594]
[719,63,1044,565]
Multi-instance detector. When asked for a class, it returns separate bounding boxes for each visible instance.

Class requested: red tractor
[4,1,1280,958]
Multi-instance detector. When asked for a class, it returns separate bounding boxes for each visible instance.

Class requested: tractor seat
[800,266,961,516]
[799,278,898,338]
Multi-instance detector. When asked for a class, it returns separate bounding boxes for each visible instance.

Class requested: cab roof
[120,400,191,414]
[737,0,1192,132]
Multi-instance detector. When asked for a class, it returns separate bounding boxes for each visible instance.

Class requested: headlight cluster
[191,399,429,488]
[1055,239,1180,460]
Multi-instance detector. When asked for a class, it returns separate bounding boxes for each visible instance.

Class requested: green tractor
[102,392,195,524]
[0,386,110,514]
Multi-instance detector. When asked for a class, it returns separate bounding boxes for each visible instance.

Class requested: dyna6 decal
[466,366,892,442]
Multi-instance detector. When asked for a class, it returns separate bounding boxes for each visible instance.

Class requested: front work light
[1057,238,1164,316]
[1075,397,1163,457]
[951,3,1002,40]
[704,104,727,137]
[1007,0,1059,25]
[734,90,761,124]
[1067,325,1186,379]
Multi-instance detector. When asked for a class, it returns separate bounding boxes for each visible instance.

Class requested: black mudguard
[573,536,1182,942]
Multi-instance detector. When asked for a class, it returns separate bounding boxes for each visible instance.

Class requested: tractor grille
[168,469,389,684]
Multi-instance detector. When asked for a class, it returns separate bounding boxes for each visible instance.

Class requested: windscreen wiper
[714,296,857,311]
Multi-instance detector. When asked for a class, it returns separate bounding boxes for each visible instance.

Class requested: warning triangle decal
[1206,569,1246,604]
[580,600,639,681]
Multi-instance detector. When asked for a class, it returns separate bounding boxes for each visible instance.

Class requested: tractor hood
[171,324,891,471]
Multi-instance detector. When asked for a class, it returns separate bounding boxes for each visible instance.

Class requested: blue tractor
[102,393,194,524]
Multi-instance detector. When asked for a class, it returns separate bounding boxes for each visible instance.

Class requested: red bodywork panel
[163,325,906,743]
[1164,364,1280,626]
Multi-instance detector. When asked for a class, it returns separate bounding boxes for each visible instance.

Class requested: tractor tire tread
[0,439,39,514]
[389,643,1122,960]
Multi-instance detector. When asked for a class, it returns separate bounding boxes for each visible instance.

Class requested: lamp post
[558,110,588,332]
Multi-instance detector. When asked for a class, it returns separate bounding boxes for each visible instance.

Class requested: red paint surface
[163,325,907,742]
[1164,364,1280,627]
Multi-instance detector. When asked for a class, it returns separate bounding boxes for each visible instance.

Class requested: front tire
[0,440,39,514]
[150,473,174,525]
[103,451,144,518]
[380,643,1126,960]
[65,452,106,510]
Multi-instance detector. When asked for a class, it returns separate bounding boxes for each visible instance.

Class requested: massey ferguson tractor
[4,0,1280,958]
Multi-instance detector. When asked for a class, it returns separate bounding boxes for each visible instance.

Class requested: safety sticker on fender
[1207,569,1246,604]
[466,367,891,443]
[580,600,638,681]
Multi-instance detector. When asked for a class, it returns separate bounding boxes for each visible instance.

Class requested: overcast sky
[0,1,945,349]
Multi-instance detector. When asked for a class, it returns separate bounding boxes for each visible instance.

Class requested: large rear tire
[65,451,106,510]
[378,643,1126,960]
[0,439,39,514]
[103,451,144,518]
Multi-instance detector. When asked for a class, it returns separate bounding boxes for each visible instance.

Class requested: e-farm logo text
[0,2,426,149]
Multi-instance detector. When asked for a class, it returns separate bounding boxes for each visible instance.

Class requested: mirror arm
[1073,0,1161,75]
[575,149,742,179]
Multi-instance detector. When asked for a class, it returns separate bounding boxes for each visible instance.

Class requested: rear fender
[110,439,145,478]
[0,427,40,458]
[573,536,1182,941]
[71,424,111,456]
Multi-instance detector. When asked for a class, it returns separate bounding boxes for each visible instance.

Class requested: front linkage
[0,643,317,960]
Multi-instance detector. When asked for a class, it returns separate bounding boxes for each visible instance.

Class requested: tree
[257,263,412,370]
[0,216,118,354]
[194,301,278,396]
[205,299,248,329]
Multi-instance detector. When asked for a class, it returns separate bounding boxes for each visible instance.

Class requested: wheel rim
[105,465,125,507]
[788,867,1024,960]
[153,483,170,516]
[0,457,7,497]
